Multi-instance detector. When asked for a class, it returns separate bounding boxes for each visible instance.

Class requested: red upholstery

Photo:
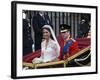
[76,38,90,49]
[23,50,41,63]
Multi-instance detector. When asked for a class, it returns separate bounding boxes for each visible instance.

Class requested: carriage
[23,38,90,69]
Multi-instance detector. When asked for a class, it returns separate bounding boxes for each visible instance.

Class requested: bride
[32,25,60,63]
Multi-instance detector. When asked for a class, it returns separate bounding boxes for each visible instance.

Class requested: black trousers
[34,32,42,51]
[23,45,32,56]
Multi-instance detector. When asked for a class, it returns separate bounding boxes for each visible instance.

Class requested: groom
[57,24,79,60]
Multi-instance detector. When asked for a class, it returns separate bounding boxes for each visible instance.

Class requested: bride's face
[43,28,51,40]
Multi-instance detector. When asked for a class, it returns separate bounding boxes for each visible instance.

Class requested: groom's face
[61,30,70,39]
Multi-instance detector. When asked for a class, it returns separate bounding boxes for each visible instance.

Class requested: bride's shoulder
[41,40,46,45]
[50,39,56,45]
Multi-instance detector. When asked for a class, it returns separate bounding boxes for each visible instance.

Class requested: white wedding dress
[32,39,58,63]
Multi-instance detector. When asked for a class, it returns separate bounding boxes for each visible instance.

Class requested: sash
[62,39,73,56]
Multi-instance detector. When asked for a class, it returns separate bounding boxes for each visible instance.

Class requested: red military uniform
[57,34,79,60]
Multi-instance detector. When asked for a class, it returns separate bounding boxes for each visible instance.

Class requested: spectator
[32,11,52,51]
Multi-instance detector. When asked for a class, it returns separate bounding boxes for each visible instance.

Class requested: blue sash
[62,40,73,56]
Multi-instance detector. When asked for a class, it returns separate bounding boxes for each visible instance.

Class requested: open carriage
[23,38,90,69]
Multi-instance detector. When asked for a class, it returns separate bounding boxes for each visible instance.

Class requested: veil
[32,25,60,63]
[42,25,60,57]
